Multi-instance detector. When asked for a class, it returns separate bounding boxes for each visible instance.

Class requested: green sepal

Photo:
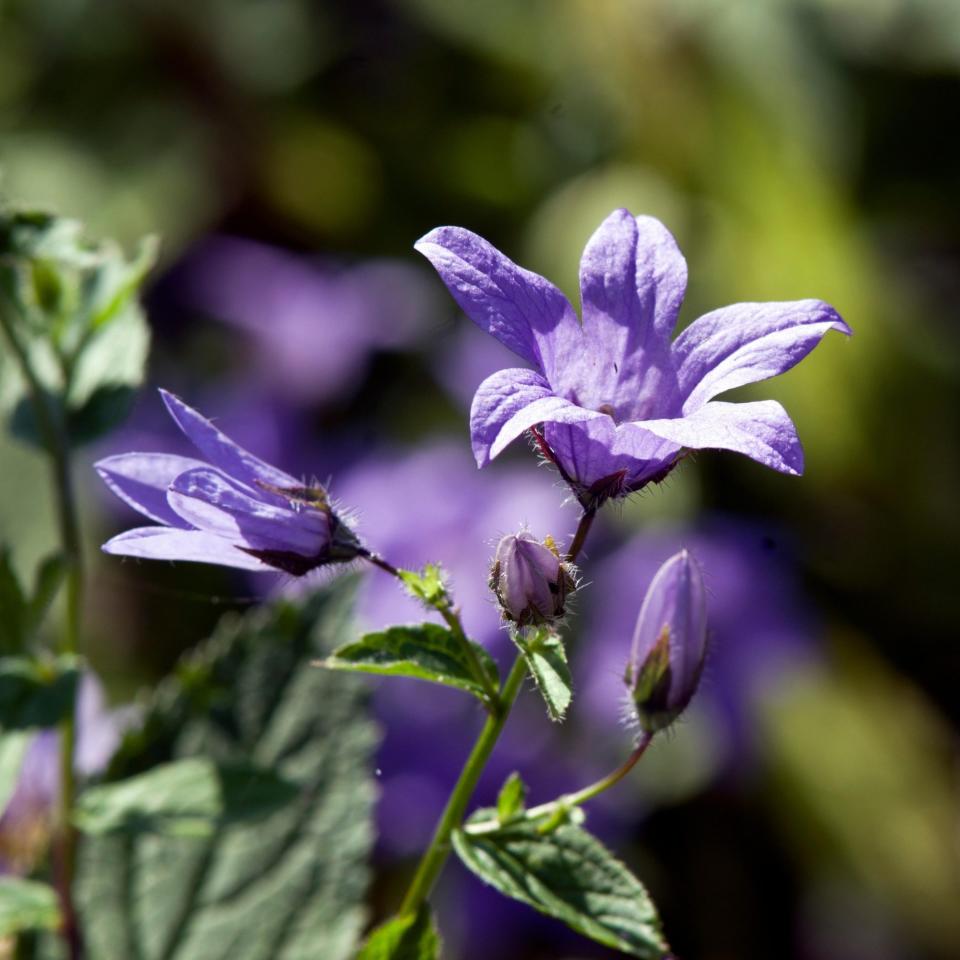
[356,906,441,960]
[0,653,81,730]
[513,626,572,722]
[322,623,499,703]
[452,814,669,959]
[496,772,527,824]
[0,877,61,938]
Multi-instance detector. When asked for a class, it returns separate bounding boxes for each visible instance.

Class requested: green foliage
[70,580,378,960]
[356,906,441,960]
[398,564,450,610]
[0,208,156,448]
[74,758,300,838]
[0,548,66,654]
[513,627,572,722]
[453,815,668,959]
[323,623,499,702]
[496,772,527,824]
[0,653,81,731]
[0,877,61,938]
[0,730,31,811]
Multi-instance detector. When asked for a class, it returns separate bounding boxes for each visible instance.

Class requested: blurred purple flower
[1,673,135,875]
[172,236,435,405]
[97,390,361,574]
[416,208,850,505]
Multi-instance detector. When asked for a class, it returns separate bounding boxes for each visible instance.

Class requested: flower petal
[469,368,607,466]
[160,390,299,494]
[95,453,207,527]
[168,468,328,555]
[101,527,271,571]
[414,226,581,378]
[674,300,851,411]
[636,400,804,476]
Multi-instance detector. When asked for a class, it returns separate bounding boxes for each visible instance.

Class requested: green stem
[398,653,528,917]
[0,299,83,959]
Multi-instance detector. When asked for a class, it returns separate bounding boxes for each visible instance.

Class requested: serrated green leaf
[357,906,441,960]
[74,581,377,960]
[496,772,527,824]
[0,654,81,731]
[74,758,300,837]
[0,877,61,937]
[0,730,31,812]
[324,623,498,702]
[452,819,668,959]
[0,546,27,653]
[514,627,572,722]
[398,564,449,609]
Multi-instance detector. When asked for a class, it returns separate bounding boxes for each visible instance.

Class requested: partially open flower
[490,532,573,626]
[626,550,707,732]
[97,390,361,575]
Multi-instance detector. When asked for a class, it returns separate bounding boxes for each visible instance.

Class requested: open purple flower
[416,208,850,504]
[96,390,361,574]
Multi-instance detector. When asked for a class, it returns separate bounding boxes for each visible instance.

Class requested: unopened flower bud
[626,550,707,733]
[490,532,573,626]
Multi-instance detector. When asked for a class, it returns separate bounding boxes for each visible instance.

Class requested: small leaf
[0,547,27,653]
[323,623,498,702]
[357,906,441,960]
[74,757,299,837]
[496,772,527,824]
[398,564,450,610]
[25,552,67,639]
[0,730,31,812]
[0,877,61,937]
[452,817,669,959]
[0,654,81,730]
[514,627,572,722]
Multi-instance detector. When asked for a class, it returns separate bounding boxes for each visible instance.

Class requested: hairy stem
[566,507,597,564]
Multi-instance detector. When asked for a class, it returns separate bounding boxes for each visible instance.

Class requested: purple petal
[101,527,271,571]
[674,300,851,411]
[637,400,804,475]
[160,390,299,495]
[95,453,207,528]
[469,369,607,466]
[414,226,581,379]
[168,468,328,555]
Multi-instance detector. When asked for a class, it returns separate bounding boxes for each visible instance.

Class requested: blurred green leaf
[72,580,377,960]
[323,623,498,702]
[357,906,441,960]
[0,546,27,653]
[0,877,60,938]
[513,627,572,722]
[74,758,299,838]
[0,730,31,812]
[453,814,668,958]
[496,771,527,824]
[24,552,66,640]
[0,653,81,731]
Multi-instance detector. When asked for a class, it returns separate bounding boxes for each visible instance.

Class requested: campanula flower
[416,209,850,505]
[96,390,361,574]
[627,550,708,732]
[490,531,573,625]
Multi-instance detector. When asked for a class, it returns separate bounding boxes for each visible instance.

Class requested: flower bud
[626,550,707,733]
[490,532,573,626]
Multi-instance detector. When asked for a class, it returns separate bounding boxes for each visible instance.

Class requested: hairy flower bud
[490,532,573,625]
[626,550,707,732]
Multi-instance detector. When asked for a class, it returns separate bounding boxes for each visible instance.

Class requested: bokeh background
[2,1,959,958]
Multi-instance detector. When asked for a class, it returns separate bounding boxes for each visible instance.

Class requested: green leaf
[0,654,81,731]
[357,906,441,960]
[398,564,449,609]
[25,553,67,639]
[0,877,61,938]
[0,546,27,653]
[72,580,378,960]
[74,758,300,838]
[452,817,669,959]
[323,623,499,702]
[0,730,31,812]
[514,627,572,722]
[496,772,527,824]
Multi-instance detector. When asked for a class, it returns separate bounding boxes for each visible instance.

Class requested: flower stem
[566,507,597,564]
[397,653,528,917]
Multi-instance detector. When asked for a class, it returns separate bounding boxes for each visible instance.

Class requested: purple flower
[627,549,708,732]
[96,390,361,574]
[416,208,850,504]
[490,531,572,625]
